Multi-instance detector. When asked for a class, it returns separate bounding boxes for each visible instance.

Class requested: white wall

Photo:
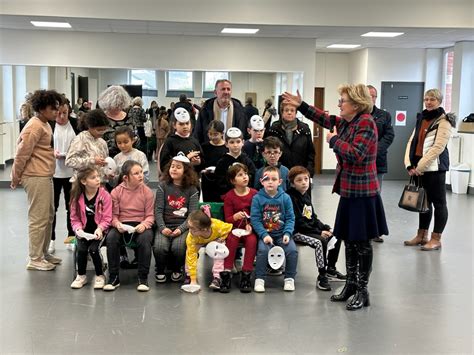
[425,49,443,91]
[348,49,368,84]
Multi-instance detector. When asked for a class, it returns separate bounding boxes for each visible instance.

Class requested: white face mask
[268,246,285,270]
[104,157,117,175]
[174,107,190,123]
[205,241,229,260]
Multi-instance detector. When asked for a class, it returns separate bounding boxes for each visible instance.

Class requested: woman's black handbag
[398,177,429,213]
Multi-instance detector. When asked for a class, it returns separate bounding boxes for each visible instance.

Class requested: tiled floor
[0,173,472,354]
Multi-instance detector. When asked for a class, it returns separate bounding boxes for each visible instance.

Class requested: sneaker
[373,237,384,243]
[283,278,295,292]
[208,277,221,290]
[317,275,332,291]
[171,272,183,282]
[267,266,283,276]
[326,268,347,281]
[155,274,167,283]
[254,278,265,293]
[71,275,87,289]
[103,275,120,291]
[48,240,56,254]
[26,258,56,271]
[44,254,62,265]
[94,275,106,289]
[137,279,150,292]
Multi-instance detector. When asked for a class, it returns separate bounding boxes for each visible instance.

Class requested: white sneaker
[71,275,88,289]
[94,275,106,289]
[26,258,56,271]
[45,254,62,265]
[254,278,265,293]
[48,240,56,254]
[283,278,295,292]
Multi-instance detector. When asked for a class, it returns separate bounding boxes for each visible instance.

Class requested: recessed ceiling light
[221,28,259,34]
[361,32,404,37]
[31,21,72,28]
[327,44,361,49]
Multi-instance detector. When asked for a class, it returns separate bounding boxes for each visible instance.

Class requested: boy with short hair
[243,115,266,169]
[214,127,256,198]
[286,166,336,291]
[250,166,298,292]
[254,136,289,191]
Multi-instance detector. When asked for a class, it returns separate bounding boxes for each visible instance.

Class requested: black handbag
[398,177,429,213]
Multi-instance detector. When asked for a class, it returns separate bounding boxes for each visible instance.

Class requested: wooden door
[313,88,325,174]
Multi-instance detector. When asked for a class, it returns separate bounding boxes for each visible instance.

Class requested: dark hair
[246,97,253,105]
[207,120,224,134]
[70,166,99,207]
[188,210,212,229]
[85,109,109,129]
[227,163,248,185]
[161,160,199,189]
[179,94,187,102]
[27,89,63,113]
[263,136,283,151]
[115,126,135,141]
[262,165,280,178]
[117,160,142,185]
[288,166,310,184]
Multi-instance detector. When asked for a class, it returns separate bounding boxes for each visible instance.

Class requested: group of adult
[11,80,453,310]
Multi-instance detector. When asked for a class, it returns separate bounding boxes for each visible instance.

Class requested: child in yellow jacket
[184,210,232,292]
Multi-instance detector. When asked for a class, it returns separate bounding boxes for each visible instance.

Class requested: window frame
[166,70,194,98]
[202,71,230,98]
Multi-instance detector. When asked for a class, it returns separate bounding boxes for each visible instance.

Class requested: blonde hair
[98,85,131,111]
[132,96,144,107]
[424,88,443,103]
[338,84,373,114]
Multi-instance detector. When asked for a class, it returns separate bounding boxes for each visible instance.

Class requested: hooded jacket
[159,133,204,171]
[70,186,112,233]
[250,188,295,239]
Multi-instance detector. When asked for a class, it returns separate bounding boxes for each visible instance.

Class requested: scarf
[213,99,234,131]
[281,118,298,143]
[421,107,445,121]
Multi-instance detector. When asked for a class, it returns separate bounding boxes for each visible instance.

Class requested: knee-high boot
[346,241,372,310]
[330,242,358,302]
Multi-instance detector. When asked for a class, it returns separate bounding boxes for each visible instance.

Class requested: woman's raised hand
[282,90,302,107]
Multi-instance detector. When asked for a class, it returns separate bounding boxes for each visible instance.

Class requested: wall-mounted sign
[398,96,408,100]
[395,110,407,126]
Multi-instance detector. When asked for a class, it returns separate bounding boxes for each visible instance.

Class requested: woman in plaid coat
[282,84,388,311]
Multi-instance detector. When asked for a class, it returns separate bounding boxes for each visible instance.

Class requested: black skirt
[333,194,389,242]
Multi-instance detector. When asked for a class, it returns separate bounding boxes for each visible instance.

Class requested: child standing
[69,167,112,289]
[214,127,256,198]
[159,107,203,172]
[287,166,333,291]
[153,154,200,283]
[254,136,290,191]
[184,210,233,292]
[201,120,228,202]
[113,126,150,184]
[221,163,258,293]
[243,115,266,169]
[250,166,297,292]
[104,161,155,292]
[156,110,170,159]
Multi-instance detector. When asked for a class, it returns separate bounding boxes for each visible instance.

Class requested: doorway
[381,82,425,180]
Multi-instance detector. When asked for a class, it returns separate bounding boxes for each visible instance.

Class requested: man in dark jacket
[244,97,259,123]
[194,79,247,144]
[368,85,395,242]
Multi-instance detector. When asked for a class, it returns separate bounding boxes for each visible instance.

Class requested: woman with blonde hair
[282,84,388,311]
[403,88,455,251]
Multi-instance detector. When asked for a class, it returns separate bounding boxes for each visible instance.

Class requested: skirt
[333,194,389,242]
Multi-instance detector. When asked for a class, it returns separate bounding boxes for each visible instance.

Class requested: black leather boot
[239,271,252,293]
[346,241,372,310]
[219,271,231,293]
[331,242,358,302]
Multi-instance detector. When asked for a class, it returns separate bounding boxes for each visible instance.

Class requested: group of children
[62,102,345,294]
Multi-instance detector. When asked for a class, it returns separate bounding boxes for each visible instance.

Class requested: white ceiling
[0,14,473,52]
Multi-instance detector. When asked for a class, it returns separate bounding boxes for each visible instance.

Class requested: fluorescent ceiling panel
[31,21,71,28]
[327,44,361,49]
[361,32,404,37]
[221,28,259,34]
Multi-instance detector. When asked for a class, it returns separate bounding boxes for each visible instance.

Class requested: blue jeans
[255,237,298,280]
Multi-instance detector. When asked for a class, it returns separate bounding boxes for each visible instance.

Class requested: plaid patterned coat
[299,102,379,198]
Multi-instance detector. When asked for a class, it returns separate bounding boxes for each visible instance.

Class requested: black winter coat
[287,187,330,235]
[372,106,394,174]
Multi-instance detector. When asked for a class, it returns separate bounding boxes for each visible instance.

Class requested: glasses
[338,98,352,105]
[263,151,281,156]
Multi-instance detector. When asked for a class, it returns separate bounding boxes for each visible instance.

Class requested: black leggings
[416,171,448,233]
[52,177,74,240]
[76,238,103,276]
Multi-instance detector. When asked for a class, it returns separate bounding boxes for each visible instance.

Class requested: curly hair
[84,109,109,129]
[161,160,199,189]
[98,85,131,112]
[27,89,63,113]
[338,84,373,114]
[132,96,144,107]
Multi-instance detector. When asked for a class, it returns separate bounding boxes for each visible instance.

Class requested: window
[129,69,157,97]
[442,49,454,113]
[203,71,229,97]
[167,71,194,97]
[40,66,49,89]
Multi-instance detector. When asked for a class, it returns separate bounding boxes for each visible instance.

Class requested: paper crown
[250,115,265,130]
[174,107,190,123]
[226,127,242,139]
[172,152,190,164]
